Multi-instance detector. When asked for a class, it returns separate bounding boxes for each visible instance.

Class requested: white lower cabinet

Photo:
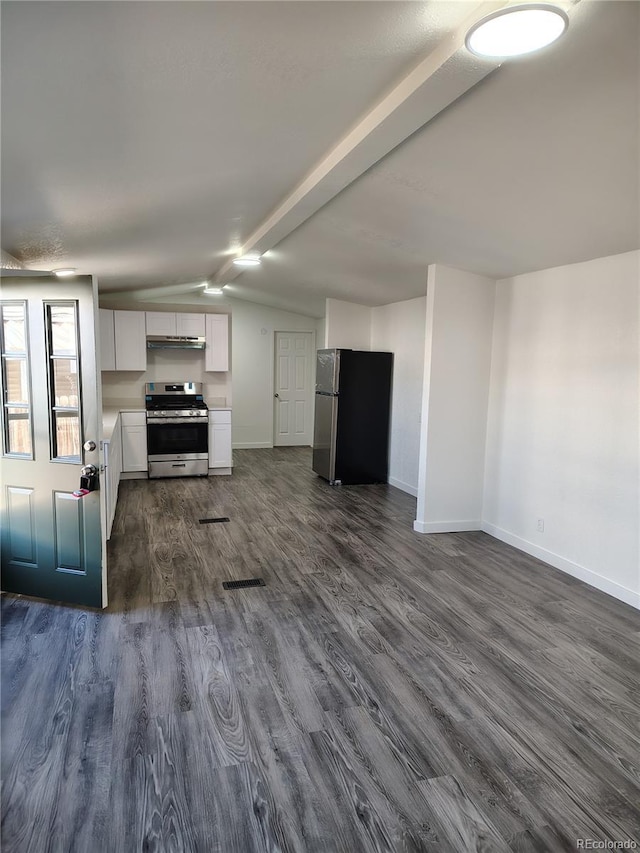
[121,411,148,472]
[208,409,232,470]
[104,415,122,540]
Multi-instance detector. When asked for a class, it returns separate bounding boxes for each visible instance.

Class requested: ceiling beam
[211,1,509,285]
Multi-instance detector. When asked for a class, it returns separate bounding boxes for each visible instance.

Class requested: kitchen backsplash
[101,346,231,406]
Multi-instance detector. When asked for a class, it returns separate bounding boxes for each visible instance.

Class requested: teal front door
[0,273,105,608]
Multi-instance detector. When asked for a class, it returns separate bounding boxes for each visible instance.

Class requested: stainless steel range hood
[146,335,206,350]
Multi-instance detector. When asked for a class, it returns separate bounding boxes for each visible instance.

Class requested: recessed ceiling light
[52,267,77,277]
[466,4,569,58]
[232,253,261,267]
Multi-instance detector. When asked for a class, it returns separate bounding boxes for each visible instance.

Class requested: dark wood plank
[419,775,511,853]
[109,713,198,853]
[185,624,254,767]
[46,681,114,853]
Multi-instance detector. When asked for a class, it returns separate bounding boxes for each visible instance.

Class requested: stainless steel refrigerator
[312,348,393,485]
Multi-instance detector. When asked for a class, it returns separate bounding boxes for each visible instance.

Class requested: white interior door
[0,273,105,608]
[274,331,313,447]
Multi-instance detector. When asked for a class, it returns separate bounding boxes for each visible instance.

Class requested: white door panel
[273,331,313,447]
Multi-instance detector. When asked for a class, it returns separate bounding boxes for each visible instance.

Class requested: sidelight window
[0,302,33,457]
[45,302,82,462]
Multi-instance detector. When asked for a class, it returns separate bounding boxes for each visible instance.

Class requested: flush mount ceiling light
[52,267,77,277]
[232,253,261,267]
[203,286,224,295]
[466,4,569,58]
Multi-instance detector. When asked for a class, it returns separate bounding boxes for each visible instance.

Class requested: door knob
[274,393,279,398]
[83,440,96,451]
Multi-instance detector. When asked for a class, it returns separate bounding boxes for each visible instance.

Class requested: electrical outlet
[537,518,545,533]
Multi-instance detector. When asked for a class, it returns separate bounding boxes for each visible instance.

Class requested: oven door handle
[147,417,209,425]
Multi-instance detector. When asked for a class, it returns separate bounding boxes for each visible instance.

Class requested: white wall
[230,300,317,448]
[316,316,327,349]
[325,298,372,349]
[415,265,496,533]
[372,297,426,496]
[483,250,640,608]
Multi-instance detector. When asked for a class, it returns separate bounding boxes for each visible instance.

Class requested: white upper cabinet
[145,311,205,337]
[177,313,206,336]
[113,310,147,370]
[205,314,229,372]
[99,308,116,371]
[146,312,177,336]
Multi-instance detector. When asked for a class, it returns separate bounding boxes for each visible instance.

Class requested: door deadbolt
[83,440,97,451]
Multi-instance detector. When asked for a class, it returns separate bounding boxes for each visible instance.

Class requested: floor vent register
[222,578,266,590]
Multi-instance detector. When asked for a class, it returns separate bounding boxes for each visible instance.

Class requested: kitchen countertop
[102,399,145,442]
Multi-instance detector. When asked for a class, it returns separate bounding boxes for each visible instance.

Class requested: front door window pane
[1,302,33,458]
[5,358,29,404]
[52,359,79,407]
[2,304,26,352]
[46,302,82,462]
[53,411,80,459]
[6,407,32,456]
[49,305,77,356]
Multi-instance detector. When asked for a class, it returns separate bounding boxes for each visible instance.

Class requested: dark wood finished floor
[2,448,640,852]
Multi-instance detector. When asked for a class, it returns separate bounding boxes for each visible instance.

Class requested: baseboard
[413,519,482,534]
[208,467,232,476]
[388,477,418,497]
[120,471,147,480]
[482,522,640,610]
[232,442,273,449]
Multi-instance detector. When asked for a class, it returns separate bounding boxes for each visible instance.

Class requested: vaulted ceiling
[2,1,638,317]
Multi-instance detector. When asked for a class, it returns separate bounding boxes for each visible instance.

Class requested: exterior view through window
[0,301,32,457]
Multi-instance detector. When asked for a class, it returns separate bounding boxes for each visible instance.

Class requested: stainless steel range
[145,381,209,478]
